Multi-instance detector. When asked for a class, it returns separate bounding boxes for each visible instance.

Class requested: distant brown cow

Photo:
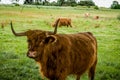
[52,18,72,27]
[94,16,99,20]
[10,21,97,80]
[85,13,90,18]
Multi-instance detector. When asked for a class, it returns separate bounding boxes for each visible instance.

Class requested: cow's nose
[27,51,37,58]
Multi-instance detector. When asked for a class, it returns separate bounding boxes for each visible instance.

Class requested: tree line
[23,0,120,9]
[24,0,95,7]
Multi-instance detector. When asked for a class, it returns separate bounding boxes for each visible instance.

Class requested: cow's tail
[53,18,60,34]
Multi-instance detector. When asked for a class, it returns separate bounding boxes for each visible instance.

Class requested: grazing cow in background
[85,13,90,18]
[10,21,97,80]
[94,16,99,20]
[52,18,72,27]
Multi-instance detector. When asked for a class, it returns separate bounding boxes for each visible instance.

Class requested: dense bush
[94,6,99,10]
[65,0,77,7]
[78,1,95,7]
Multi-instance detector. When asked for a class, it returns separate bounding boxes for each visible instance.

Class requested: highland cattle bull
[10,21,97,80]
[52,18,72,27]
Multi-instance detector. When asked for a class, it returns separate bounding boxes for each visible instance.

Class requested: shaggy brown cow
[10,21,97,80]
[52,18,72,27]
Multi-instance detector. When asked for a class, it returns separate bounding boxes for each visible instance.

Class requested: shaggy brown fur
[52,18,72,27]
[11,22,97,80]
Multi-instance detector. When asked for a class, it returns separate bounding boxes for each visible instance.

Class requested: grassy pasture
[0,5,120,80]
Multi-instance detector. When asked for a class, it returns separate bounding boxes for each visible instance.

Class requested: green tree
[111,1,120,9]
[66,0,77,6]
[94,5,99,10]
[57,0,65,6]
[78,0,95,7]
[24,0,33,4]
[24,0,42,4]
[43,0,49,5]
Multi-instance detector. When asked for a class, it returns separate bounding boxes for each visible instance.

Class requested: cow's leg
[49,74,66,80]
[88,60,97,80]
[49,78,55,80]
[69,23,72,27]
[70,24,72,27]
[76,75,80,80]
[49,77,58,80]
[68,22,72,27]
[66,24,69,27]
[56,76,66,80]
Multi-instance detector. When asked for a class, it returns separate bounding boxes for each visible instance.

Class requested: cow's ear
[44,35,57,44]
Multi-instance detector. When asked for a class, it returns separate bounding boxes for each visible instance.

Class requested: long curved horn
[10,21,26,36]
[53,18,60,34]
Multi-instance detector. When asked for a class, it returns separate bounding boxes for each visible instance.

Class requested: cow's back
[65,32,97,75]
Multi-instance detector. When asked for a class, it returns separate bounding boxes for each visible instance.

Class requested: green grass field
[0,5,120,80]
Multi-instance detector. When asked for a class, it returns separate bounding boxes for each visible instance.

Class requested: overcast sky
[50,0,120,8]
[93,0,120,8]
